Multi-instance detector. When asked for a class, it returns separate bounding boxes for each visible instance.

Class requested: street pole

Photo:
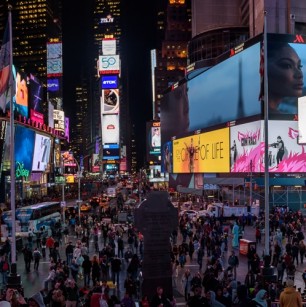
[78,170,81,221]
[7,5,22,291]
[250,160,253,207]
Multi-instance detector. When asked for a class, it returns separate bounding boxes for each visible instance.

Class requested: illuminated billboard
[267,34,306,118]
[28,74,43,124]
[15,126,35,179]
[103,144,120,160]
[92,154,100,172]
[230,121,262,172]
[161,141,172,174]
[102,39,116,55]
[173,128,230,173]
[98,55,120,75]
[146,121,161,162]
[47,42,63,77]
[32,133,51,171]
[62,151,77,167]
[101,75,118,89]
[53,109,65,132]
[298,96,306,144]
[15,71,29,118]
[47,78,60,92]
[101,114,119,144]
[265,120,306,172]
[161,34,306,150]
[101,89,119,114]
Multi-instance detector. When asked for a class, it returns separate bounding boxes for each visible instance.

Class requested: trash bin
[239,239,256,255]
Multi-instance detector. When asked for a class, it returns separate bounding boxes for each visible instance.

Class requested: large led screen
[15,71,29,118]
[173,128,230,173]
[0,121,7,167]
[161,141,172,174]
[98,55,120,75]
[265,120,306,172]
[101,89,119,114]
[267,34,306,118]
[28,74,44,124]
[103,144,120,160]
[230,121,262,172]
[47,43,63,77]
[146,121,161,162]
[15,126,35,179]
[102,114,119,144]
[53,109,65,132]
[32,133,51,171]
[298,96,306,143]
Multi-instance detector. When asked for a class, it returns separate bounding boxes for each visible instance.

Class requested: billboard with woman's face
[267,34,306,118]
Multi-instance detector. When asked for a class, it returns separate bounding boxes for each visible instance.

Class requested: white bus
[1,201,61,237]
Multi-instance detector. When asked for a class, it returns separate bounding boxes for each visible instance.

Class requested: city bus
[1,201,62,237]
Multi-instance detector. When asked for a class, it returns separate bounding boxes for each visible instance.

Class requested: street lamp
[74,159,82,222]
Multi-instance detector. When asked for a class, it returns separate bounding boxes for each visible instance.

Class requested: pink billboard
[230,121,262,172]
[266,120,306,172]
[231,120,306,173]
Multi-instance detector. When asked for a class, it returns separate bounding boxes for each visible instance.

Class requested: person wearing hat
[279,278,302,307]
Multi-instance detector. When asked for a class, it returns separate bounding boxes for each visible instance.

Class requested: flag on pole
[258,32,265,101]
[0,21,11,112]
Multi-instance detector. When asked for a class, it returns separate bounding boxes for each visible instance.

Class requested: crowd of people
[0,200,305,306]
[172,206,306,306]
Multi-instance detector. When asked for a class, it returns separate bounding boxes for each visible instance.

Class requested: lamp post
[74,159,82,222]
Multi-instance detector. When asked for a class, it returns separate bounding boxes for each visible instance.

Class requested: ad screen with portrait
[267,34,306,119]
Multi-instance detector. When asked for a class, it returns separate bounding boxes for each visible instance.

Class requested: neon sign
[16,161,30,179]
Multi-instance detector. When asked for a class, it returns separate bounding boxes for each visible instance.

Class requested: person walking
[279,278,302,307]
[182,269,192,302]
[33,247,42,271]
[228,250,239,280]
[111,254,122,287]
[82,254,92,288]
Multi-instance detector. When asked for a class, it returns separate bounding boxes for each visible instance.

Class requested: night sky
[62,0,159,168]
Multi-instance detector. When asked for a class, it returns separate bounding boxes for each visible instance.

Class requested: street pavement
[2,223,306,304]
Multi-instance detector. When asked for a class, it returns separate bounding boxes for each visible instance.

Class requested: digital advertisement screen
[32,133,51,172]
[92,153,100,172]
[53,109,65,132]
[187,42,261,132]
[120,145,127,172]
[103,144,120,160]
[47,78,60,92]
[298,96,306,144]
[173,128,230,173]
[101,89,119,114]
[146,121,161,162]
[98,55,120,75]
[161,141,172,174]
[47,42,63,77]
[27,74,43,114]
[62,151,77,167]
[101,75,118,89]
[267,34,306,119]
[265,120,306,172]
[230,121,262,172]
[102,39,116,55]
[15,71,29,118]
[101,114,119,144]
[15,125,35,178]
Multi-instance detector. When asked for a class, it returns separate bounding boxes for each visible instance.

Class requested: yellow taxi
[80,202,92,212]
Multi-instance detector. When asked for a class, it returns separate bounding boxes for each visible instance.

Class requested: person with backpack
[33,247,42,271]
[228,250,239,280]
